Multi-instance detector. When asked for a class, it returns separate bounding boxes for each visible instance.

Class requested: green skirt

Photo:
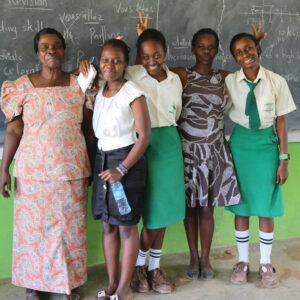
[142,126,185,229]
[225,124,283,217]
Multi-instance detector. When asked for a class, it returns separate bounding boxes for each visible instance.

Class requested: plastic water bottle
[110,181,131,215]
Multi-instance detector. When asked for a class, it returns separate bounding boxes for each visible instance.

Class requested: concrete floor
[1,237,300,300]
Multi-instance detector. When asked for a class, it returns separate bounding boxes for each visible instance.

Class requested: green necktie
[244,79,261,130]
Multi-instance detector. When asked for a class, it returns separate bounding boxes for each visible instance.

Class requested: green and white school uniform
[125,64,185,229]
[225,66,296,217]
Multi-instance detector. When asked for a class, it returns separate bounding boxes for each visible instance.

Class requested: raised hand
[136,12,149,36]
[251,22,267,44]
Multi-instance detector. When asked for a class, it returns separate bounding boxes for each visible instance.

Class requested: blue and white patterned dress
[178,69,241,207]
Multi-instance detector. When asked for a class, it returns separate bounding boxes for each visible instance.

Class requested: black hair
[136,29,167,54]
[229,33,261,56]
[33,28,66,53]
[100,39,130,62]
[191,28,219,48]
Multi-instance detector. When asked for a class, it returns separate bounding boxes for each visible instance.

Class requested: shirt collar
[237,65,267,83]
[136,63,174,82]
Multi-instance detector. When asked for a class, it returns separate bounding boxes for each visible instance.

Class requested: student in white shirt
[225,33,296,288]
[82,39,151,300]
[126,26,185,294]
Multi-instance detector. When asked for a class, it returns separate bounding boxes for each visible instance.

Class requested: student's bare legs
[115,225,139,300]
[259,217,274,232]
[140,227,166,251]
[102,222,120,296]
[184,207,199,271]
[235,215,249,230]
[199,206,214,272]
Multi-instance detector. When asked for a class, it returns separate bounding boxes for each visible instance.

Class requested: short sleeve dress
[178,69,241,207]
[0,74,93,295]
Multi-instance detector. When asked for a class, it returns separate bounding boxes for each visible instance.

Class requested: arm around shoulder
[170,67,187,87]
[220,69,231,80]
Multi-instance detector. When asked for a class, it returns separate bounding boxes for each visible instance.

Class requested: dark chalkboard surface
[1,0,299,144]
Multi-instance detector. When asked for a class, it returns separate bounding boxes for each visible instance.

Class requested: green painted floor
[1,238,300,300]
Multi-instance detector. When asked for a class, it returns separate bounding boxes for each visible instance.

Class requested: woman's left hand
[99,168,123,183]
[276,160,288,185]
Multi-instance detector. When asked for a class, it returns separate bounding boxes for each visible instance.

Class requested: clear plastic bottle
[110,181,131,215]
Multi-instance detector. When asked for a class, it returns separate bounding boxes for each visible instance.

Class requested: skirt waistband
[97,143,134,155]
[233,124,275,137]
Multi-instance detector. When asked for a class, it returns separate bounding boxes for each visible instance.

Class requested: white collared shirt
[93,81,144,151]
[125,64,182,128]
[226,65,296,129]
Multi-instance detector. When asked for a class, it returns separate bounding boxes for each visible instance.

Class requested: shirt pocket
[168,104,177,116]
[260,98,276,122]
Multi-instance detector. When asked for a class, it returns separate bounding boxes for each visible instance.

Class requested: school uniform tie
[244,79,261,130]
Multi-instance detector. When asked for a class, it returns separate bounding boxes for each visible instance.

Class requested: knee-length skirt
[225,124,283,217]
[142,126,185,229]
[92,144,147,226]
[12,178,88,294]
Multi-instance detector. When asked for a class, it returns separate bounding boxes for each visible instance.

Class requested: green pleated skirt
[225,124,283,218]
[142,126,185,229]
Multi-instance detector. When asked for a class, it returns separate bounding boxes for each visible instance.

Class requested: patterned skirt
[181,139,241,207]
[12,178,88,294]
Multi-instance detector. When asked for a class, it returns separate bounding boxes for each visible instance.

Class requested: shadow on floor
[1,238,300,300]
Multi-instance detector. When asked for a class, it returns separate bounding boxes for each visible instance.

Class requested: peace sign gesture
[251,22,267,44]
[136,12,149,36]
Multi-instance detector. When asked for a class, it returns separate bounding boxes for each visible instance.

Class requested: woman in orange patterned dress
[0,28,95,300]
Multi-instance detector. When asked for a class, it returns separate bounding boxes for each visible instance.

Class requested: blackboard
[1,0,299,145]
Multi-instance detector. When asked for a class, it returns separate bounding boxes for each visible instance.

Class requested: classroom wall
[0,143,299,279]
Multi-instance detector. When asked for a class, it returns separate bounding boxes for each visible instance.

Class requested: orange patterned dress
[1,74,93,294]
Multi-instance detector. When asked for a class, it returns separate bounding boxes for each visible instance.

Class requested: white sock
[259,231,274,264]
[148,249,162,271]
[136,249,148,266]
[235,230,249,263]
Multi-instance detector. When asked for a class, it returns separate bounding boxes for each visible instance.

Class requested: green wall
[1,143,300,278]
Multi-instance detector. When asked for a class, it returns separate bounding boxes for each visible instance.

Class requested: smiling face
[37,34,65,69]
[192,33,218,65]
[99,45,128,82]
[231,36,260,70]
[139,40,167,80]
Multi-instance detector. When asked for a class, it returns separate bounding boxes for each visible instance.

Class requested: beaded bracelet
[116,166,125,176]
[119,163,128,174]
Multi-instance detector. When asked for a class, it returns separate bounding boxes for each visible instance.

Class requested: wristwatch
[279,153,290,160]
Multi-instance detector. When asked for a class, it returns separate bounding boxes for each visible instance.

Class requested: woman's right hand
[0,171,11,198]
[79,60,91,77]
[251,22,267,44]
[136,12,149,36]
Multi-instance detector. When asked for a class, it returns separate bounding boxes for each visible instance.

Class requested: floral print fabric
[1,74,92,181]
